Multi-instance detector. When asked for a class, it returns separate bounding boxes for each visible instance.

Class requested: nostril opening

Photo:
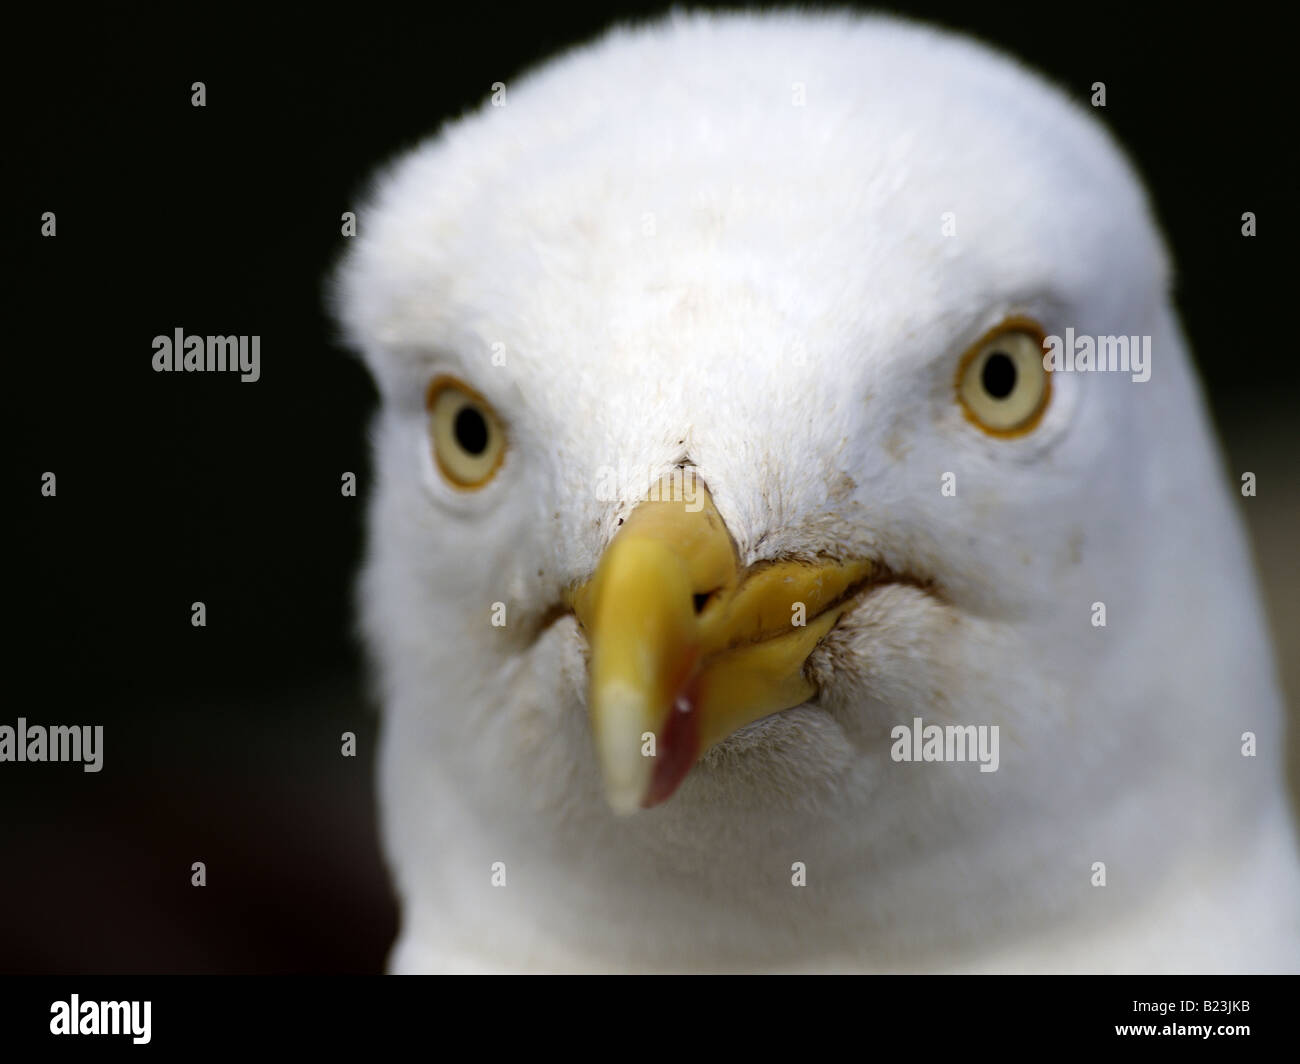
[693,590,719,615]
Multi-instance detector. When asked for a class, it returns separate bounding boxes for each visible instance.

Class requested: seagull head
[332,13,1281,969]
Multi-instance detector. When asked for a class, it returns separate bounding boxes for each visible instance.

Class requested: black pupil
[981,352,1017,399]
[454,405,489,455]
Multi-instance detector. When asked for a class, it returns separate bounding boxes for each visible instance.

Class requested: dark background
[7,3,1296,972]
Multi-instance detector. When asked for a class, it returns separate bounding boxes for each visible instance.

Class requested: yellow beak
[568,475,872,814]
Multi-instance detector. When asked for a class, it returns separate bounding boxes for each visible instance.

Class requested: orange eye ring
[425,375,507,489]
[955,316,1052,437]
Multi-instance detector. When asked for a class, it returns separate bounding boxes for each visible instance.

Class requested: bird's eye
[426,376,506,489]
[956,317,1051,435]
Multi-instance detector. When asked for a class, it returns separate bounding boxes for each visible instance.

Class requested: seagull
[333,11,1300,972]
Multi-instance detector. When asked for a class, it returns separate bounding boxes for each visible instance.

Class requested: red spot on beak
[643,672,702,808]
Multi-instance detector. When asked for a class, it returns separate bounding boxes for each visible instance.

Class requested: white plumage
[335,11,1299,972]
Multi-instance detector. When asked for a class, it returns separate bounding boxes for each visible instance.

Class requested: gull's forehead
[342,14,1163,430]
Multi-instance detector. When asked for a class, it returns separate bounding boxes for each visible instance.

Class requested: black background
[7,2,1296,972]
